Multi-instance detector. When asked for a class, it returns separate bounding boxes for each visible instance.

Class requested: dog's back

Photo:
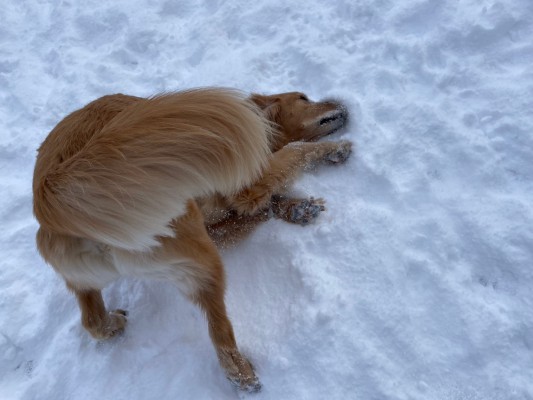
[33,89,273,250]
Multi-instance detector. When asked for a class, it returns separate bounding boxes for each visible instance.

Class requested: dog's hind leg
[67,285,128,340]
[125,200,261,392]
[36,228,127,340]
[229,140,352,216]
[192,275,261,392]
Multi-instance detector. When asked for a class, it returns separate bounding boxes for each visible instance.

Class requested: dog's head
[250,92,348,151]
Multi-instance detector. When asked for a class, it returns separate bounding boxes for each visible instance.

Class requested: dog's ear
[249,94,281,124]
[249,94,276,109]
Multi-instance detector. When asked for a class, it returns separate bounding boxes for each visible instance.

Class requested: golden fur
[34,90,273,250]
[33,88,351,392]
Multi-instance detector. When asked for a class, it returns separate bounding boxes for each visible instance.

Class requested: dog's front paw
[273,196,326,225]
[218,349,261,393]
[325,140,353,164]
[288,197,326,225]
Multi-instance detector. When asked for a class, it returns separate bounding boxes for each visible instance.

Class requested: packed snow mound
[1,0,532,399]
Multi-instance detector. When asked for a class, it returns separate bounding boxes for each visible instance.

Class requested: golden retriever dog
[33,88,351,392]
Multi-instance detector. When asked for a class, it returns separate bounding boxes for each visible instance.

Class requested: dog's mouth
[317,107,348,135]
[319,114,343,126]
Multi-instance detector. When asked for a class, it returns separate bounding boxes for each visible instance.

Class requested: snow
[1,0,533,399]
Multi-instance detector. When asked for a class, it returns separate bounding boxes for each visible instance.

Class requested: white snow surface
[1,0,533,399]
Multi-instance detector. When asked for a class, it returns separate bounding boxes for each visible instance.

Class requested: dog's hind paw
[325,140,352,164]
[228,374,262,393]
[219,349,262,393]
[273,196,326,226]
[105,310,128,338]
[89,309,128,340]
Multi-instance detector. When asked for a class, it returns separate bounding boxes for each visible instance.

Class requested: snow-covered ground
[1,0,533,398]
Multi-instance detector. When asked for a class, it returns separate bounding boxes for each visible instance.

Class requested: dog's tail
[33,89,273,250]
